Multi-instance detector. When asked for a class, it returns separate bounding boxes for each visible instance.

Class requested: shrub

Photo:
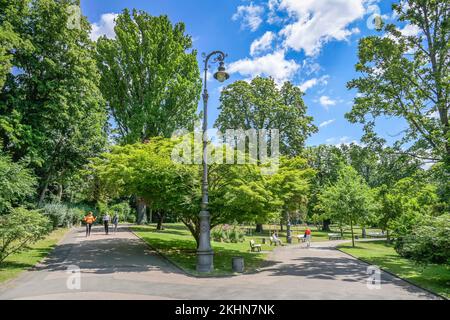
[212,228,226,242]
[41,203,84,229]
[0,207,51,264]
[227,228,245,243]
[395,213,450,265]
[110,202,134,223]
[211,224,245,243]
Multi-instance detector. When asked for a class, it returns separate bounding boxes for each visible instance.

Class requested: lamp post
[197,51,229,273]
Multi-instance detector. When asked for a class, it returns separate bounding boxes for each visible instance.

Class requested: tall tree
[216,77,316,232]
[0,0,107,204]
[347,0,449,170]
[96,9,201,223]
[96,9,202,144]
[215,77,317,156]
[305,145,345,230]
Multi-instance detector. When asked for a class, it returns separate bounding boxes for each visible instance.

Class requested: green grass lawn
[0,228,69,284]
[131,223,278,276]
[338,241,450,299]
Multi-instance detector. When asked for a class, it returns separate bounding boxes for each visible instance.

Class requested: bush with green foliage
[110,202,135,223]
[0,207,51,264]
[395,214,450,265]
[40,203,84,229]
[0,153,37,214]
[211,225,245,243]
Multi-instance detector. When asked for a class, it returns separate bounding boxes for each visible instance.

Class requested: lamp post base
[196,210,214,273]
[196,249,214,273]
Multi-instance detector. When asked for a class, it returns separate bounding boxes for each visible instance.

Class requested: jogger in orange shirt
[83,212,96,237]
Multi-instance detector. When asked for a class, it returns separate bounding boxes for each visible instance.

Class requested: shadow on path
[33,227,181,276]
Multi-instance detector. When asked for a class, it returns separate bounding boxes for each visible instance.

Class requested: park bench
[328,233,342,240]
[250,240,262,252]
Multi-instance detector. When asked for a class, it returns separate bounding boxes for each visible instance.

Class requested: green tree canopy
[0,0,30,89]
[0,152,37,214]
[0,0,107,204]
[347,0,449,169]
[88,137,277,246]
[96,9,202,143]
[379,175,439,239]
[268,156,315,229]
[215,77,317,156]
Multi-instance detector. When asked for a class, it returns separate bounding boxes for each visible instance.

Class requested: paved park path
[0,226,439,300]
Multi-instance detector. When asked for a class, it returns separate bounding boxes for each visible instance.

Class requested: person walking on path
[304,228,312,248]
[103,213,111,235]
[112,213,119,234]
[83,212,96,237]
[103,212,111,235]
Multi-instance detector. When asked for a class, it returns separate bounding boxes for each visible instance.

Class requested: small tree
[319,165,377,247]
[0,207,51,264]
[268,156,315,241]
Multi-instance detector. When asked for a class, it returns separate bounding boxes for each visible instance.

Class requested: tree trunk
[156,212,165,230]
[350,219,355,247]
[147,208,152,224]
[362,227,366,239]
[255,223,264,233]
[386,229,390,243]
[136,197,147,225]
[182,219,200,248]
[322,219,331,231]
[38,179,50,207]
[280,221,284,231]
[56,183,63,203]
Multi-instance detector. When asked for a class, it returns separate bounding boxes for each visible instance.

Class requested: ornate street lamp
[197,51,229,273]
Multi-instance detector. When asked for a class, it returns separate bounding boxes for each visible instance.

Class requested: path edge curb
[128,227,243,278]
[0,227,73,289]
[127,227,195,277]
[336,246,447,300]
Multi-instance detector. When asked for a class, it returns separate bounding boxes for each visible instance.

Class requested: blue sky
[81,0,411,147]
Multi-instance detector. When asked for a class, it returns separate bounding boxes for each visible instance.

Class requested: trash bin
[232,256,244,273]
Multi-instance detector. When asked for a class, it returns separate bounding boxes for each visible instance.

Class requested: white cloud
[90,13,118,41]
[227,50,300,84]
[299,75,329,92]
[399,24,420,37]
[301,59,322,76]
[277,0,367,56]
[250,31,276,56]
[232,3,265,32]
[384,23,421,41]
[319,119,335,128]
[318,95,336,108]
[325,136,359,146]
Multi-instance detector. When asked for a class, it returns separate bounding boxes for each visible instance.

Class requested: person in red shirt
[304,228,312,248]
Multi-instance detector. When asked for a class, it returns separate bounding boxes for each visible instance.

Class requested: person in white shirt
[103,213,111,235]
[272,232,282,246]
